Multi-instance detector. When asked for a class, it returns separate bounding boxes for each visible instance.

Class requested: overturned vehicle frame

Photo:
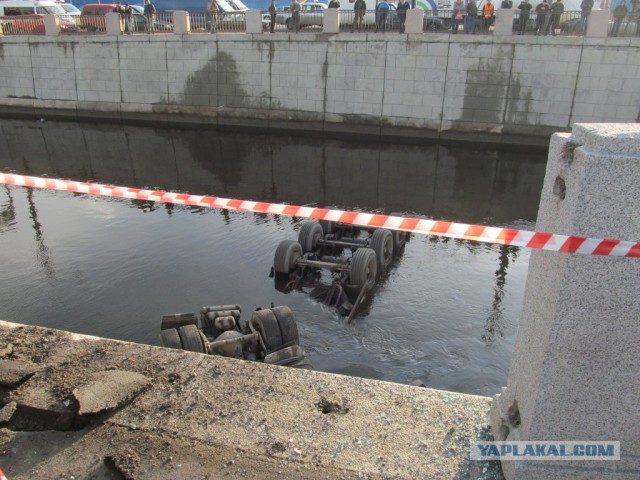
[273,219,408,321]
[159,304,312,369]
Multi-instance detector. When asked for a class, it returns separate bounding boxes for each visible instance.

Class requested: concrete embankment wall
[0,33,639,145]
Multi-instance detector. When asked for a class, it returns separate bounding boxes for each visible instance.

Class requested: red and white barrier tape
[1,173,639,258]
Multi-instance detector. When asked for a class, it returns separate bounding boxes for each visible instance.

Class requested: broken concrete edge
[0,360,37,388]
[0,320,492,404]
[73,370,151,416]
[0,401,18,425]
[0,320,503,479]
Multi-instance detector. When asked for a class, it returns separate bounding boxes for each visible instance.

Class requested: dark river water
[0,119,547,396]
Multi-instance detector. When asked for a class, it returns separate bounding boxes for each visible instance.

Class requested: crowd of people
[112,0,640,37]
[112,0,156,33]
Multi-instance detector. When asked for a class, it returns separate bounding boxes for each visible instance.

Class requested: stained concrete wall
[0,34,639,143]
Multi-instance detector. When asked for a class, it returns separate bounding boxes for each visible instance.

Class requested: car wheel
[159,328,182,350]
[370,229,393,275]
[177,324,205,353]
[298,222,323,253]
[274,240,302,275]
[349,248,377,291]
[251,309,283,353]
[389,212,408,254]
[270,306,300,347]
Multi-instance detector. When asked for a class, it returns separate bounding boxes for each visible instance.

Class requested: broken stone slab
[104,450,140,480]
[0,401,17,425]
[0,360,37,387]
[0,344,14,358]
[73,370,150,415]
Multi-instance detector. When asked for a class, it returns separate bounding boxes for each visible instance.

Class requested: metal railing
[59,15,105,34]
[273,10,324,31]
[513,10,584,36]
[189,11,209,31]
[0,15,45,34]
[190,11,246,33]
[121,12,173,34]
[338,10,381,32]
[2,8,640,37]
[609,13,640,36]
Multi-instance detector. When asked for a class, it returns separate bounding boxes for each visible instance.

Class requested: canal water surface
[0,119,547,396]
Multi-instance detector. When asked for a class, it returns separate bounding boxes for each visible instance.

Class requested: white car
[276,2,327,30]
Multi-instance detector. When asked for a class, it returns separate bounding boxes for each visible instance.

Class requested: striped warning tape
[1,172,638,258]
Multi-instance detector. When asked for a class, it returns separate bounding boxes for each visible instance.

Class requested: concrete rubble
[0,360,36,388]
[73,370,150,416]
[0,320,503,479]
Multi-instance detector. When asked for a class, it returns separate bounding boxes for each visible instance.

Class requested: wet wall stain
[166,49,274,110]
[458,45,514,129]
[504,78,533,127]
[321,47,328,115]
[58,41,75,57]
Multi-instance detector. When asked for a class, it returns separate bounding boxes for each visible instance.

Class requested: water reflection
[0,119,545,225]
[26,188,55,278]
[0,119,547,396]
[0,186,16,229]
[483,245,519,345]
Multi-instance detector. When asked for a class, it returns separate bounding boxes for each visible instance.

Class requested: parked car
[423,15,447,30]
[276,2,327,30]
[0,0,77,32]
[56,1,81,16]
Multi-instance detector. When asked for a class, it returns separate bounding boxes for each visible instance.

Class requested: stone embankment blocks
[0,35,638,142]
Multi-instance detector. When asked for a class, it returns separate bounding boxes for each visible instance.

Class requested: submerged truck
[159,304,313,369]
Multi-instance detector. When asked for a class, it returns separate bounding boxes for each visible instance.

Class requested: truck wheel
[177,324,205,353]
[349,248,377,291]
[291,359,314,370]
[264,345,306,365]
[270,305,299,346]
[298,221,323,253]
[159,328,182,350]
[251,309,283,352]
[390,212,408,254]
[274,240,302,274]
[319,220,337,234]
[370,228,393,274]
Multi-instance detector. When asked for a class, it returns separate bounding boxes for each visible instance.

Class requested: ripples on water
[0,119,547,396]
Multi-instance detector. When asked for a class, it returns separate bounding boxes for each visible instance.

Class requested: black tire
[270,306,299,346]
[298,222,323,253]
[159,328,182,350]
[390,212,408,254]
[251,309,283,352]
[349,248,377,291]
[177,324,205,353]
[274,240,302,274]
[291,359,314,370]
[319,220,337,234]
[370,229,393,274]
[264,345,305,365]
